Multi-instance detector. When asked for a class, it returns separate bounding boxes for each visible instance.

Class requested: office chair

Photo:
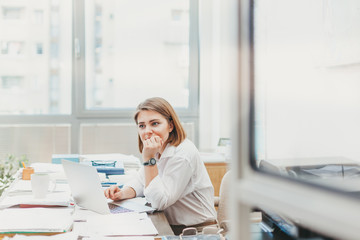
[203,171,231,235]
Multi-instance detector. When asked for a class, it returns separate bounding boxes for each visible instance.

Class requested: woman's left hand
[142,135,163,160]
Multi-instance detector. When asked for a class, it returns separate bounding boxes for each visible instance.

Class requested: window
[33,10,44,24]
[0,1,72,115]
[83,0,195,110]
[36,43,43,55]
[234,1,360,239]
[0,41,24,56]
[1,76,23,89]
[2,7,24,20]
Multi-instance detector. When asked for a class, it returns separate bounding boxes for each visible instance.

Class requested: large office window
[0,0,197,115]
[0,0,199,162]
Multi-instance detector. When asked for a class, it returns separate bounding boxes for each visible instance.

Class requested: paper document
[0,208,73,233]
[85,212,158,236]
[8,180,70,194]
[0,191,71,209]
[107,174,136,185]
[2,232,78,239]
[87,237,154,240]
[30,163,64,173]
[112,197,155,213]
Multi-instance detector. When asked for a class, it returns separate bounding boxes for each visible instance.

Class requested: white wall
[198,0,236,152]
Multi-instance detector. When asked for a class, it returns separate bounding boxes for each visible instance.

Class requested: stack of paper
[83,212,158,236]
[30,163,68,183]
[0,191,71,209]
[112,197,155,213]
[7,180,71,195]
[2,232,78,239]
[87,237,154,240]
[0,208,73,233]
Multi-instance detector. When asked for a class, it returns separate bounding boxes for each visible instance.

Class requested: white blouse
[125,139,217,226]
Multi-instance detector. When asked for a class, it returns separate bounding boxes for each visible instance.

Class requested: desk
[0,164,174,239]
[150,211,174,236]
[204,162,228,196]
[0,211,173,239]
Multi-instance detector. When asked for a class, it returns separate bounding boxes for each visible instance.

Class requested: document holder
[92,160,116,167]
[81,160,125,176]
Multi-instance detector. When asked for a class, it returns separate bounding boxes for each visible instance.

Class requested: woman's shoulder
[174,139,199,157]
[177,138,197,149]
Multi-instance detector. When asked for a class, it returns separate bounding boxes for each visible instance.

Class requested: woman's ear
[169,121,174,133]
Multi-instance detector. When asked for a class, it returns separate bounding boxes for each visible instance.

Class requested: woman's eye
[152,122,159,126]
[138,124,145,128]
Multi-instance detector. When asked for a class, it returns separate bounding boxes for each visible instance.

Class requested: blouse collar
[156,143,175,161]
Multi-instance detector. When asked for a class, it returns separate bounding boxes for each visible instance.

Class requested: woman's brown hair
[134,97,186,153]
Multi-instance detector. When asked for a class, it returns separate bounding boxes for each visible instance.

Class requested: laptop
[62,160,133,214]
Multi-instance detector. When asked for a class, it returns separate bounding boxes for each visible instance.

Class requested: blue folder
[52,154,80,164]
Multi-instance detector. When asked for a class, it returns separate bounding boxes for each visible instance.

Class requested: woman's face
[137,110,173,147]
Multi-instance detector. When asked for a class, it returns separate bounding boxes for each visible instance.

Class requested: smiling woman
[104,97,217,235]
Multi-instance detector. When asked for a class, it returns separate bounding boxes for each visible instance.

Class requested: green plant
[0,154,28,196]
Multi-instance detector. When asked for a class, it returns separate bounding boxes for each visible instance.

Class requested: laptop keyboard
[108,203,134,214]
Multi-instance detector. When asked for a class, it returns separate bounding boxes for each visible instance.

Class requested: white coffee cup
[31,173,55,198]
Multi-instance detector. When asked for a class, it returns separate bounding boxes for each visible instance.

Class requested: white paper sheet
[0,191,71,209]
[87,237,154,240]
[8,180,71,194]
[112,197,155,213]
[2,232,78,240]
[85,212,158,236]
[0,208,73,233]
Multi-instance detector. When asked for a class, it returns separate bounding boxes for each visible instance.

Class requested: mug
[30,173,56,198]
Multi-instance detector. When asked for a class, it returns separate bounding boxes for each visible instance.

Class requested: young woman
[104,97,217,235]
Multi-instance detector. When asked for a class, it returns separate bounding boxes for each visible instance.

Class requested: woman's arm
[142,136,162,187]
[144,157,193,210]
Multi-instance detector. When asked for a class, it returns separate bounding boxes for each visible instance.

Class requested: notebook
[62,160,132,214]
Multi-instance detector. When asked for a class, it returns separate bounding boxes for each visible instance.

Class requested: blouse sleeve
[143,156,193,210]
[124,167,145,197]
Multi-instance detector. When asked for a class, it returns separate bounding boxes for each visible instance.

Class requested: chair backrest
[217,171,230,225]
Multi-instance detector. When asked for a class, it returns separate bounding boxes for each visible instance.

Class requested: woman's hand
[142,135,163,160]
[104,185,123,201]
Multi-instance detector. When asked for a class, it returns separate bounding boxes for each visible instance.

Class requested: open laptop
[62,160,133,214]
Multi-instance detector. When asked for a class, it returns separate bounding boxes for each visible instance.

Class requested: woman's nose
[144,126,153,135]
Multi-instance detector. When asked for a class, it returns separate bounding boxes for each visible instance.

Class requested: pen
[101,183,123,188]
[21,162,26,168]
